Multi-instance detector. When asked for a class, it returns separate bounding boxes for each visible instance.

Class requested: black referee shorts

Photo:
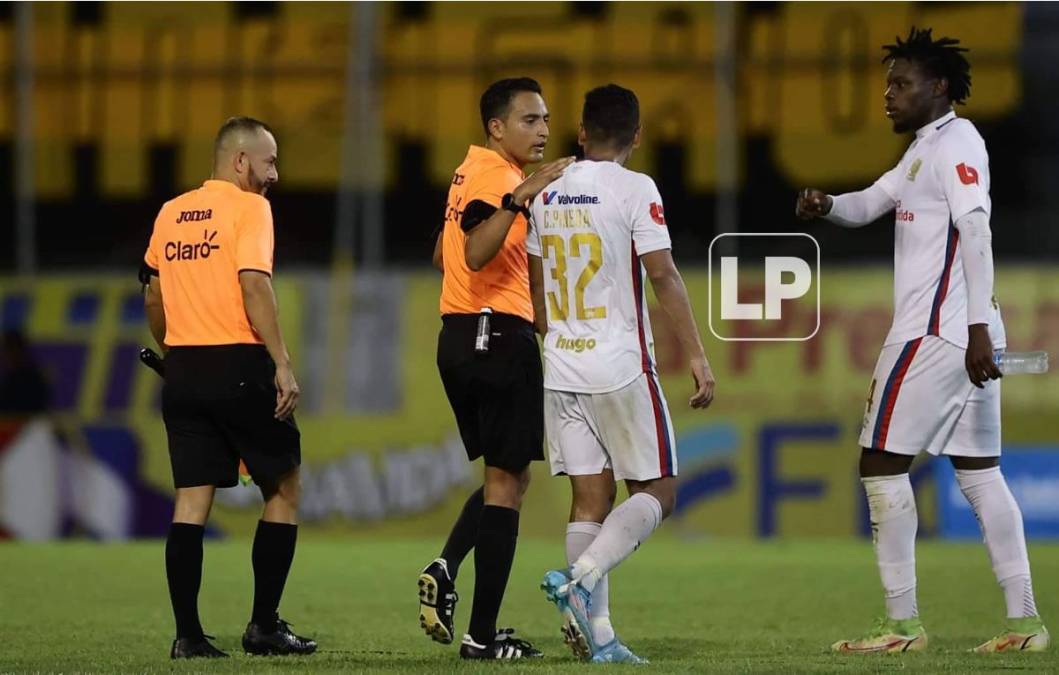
[161,345,301,489]
[437,313,544,473]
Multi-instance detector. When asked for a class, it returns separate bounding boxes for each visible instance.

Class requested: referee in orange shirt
[418,78,573,660]
[141,117,316,659]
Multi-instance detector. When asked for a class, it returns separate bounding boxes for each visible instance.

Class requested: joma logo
[176,209,213,224]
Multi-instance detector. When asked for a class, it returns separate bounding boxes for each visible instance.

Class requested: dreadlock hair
[882,27,972,105]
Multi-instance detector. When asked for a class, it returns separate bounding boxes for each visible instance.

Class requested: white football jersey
[527,160,672,393]
[873,110,1006,349]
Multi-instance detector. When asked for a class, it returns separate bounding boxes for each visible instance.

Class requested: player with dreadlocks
[796,27,1050,654]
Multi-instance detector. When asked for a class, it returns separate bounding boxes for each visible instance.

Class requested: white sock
[955,466,1039,619]
[571,493,663,594]
[862,474,919,620]
[567,521,615,646]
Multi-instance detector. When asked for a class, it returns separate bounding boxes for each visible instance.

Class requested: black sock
[468,505,519,646]
[166,522,205,640]
[440,486,484,579]
[251,520,298,631]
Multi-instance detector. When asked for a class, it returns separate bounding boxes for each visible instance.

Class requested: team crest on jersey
[956,163,979,185]
[906,158,922,182]
[650,202,666,225]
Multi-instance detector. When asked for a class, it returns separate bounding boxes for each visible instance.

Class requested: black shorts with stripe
[437,313,544,472]
[162,345,300,489]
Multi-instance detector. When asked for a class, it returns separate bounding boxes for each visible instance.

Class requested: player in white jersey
[797,28,1048,655]
[527,84,715,663]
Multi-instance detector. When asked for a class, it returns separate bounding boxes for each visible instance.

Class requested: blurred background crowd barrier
[3,268,1057,540]
[1,2,1056,541]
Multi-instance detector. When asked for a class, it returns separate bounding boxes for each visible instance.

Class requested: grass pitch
[1,538,1056,673]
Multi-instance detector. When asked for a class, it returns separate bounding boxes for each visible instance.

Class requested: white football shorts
[858,335,1001,457]
[545,372,678,481]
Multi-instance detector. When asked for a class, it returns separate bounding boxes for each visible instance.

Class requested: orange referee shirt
[439,145,533,322]
[144,179,274,346]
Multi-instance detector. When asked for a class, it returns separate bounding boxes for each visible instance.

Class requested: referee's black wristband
[138,261,158,286]
[501,193,530,219]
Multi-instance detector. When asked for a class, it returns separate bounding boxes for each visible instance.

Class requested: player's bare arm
[463,156,574,271]
[240,270,299,419]
[144,275,167,354]
[528,254,548,336]
[641,249,715,409]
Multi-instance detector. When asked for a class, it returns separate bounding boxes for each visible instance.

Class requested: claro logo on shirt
[166,230,221,261]
[956,163,979,185]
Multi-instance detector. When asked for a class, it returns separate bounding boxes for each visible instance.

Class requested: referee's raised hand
[274,362,300,419]
[512,156,576,204]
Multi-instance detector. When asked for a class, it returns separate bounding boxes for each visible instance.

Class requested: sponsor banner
[936,448,1059,539]
[1,267,1057,538]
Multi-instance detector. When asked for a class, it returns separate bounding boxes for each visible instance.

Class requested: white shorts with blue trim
[857,335,1001,457]
[545,372,678,482]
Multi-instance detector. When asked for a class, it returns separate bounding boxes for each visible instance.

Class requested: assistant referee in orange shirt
[141,117,316,659]
[417,78,573,660]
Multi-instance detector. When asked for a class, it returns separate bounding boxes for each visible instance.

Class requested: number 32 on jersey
[540,233,606,321]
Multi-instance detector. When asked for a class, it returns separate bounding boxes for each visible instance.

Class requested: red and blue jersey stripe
[631,241,676,476]
[870,337,923,450]
[927,224,960,336]
[645,372,676,476]
[631,242,653,373]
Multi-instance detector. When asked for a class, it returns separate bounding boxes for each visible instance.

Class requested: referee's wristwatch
[501,193,531,219]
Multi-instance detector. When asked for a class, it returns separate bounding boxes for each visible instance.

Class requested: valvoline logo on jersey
[542,191,600,206]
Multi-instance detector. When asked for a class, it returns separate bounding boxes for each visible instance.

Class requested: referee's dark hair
[214,116,274,155]
[479,77,543,136]
[582,83,640,148]
[882,27,972,105]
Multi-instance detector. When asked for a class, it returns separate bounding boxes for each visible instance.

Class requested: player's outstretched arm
[464,157,575,271]
[528,254,548,336]
[795,185,895,227]
[144,275,167,354]
[642,249,715,409]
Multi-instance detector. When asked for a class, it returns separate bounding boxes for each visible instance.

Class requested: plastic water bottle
[994,351,1049,375]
